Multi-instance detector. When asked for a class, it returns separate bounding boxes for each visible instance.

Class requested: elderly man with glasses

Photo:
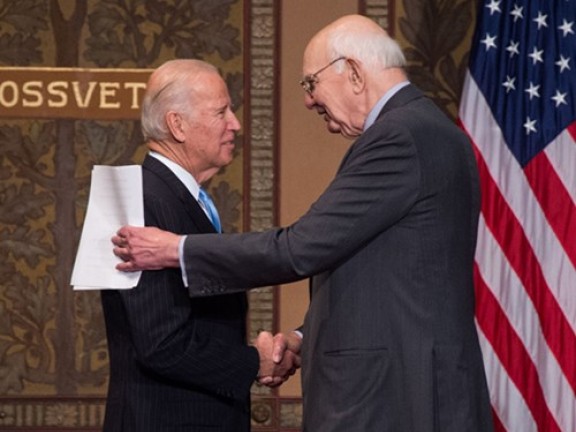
[113,14,494,432]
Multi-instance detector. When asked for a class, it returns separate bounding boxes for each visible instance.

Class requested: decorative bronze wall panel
[0,0,246,429]
[245,0,280,428]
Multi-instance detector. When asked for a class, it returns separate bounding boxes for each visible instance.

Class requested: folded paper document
[71,165,143,290]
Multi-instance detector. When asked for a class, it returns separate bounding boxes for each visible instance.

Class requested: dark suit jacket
[101,155,259,432]
[182,85,494,431]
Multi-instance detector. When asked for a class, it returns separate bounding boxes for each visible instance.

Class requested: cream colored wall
[278,0,358,396]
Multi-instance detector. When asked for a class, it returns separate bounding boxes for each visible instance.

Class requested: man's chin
[222,143,235,155]
[325,121,341,134]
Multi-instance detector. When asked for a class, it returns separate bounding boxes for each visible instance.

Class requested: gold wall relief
[0,0,245,429]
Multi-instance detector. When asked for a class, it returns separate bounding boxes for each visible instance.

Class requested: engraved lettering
[47,81,68,108]
[124,82,146,109]
[0,81,18,108]
[72,81,98,108]
[99,82,120,109]
[0,68,151,119]
[22,81,43,108]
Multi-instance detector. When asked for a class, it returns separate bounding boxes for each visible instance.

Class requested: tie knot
[198,188,209,201]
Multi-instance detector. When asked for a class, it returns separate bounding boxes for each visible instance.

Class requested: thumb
[272,334,287,363]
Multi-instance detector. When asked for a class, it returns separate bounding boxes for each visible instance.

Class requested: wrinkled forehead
[192,71,228,95]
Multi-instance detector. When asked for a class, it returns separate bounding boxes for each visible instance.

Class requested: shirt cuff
[292,329,303,339]
[179,235,188,287]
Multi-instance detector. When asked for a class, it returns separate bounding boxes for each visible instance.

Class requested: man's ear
[346,59,365,94]
[165,111,185,143]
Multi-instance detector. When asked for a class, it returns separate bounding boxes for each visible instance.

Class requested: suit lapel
[142,155,217,234]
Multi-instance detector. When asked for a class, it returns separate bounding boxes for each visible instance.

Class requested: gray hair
[141,59,219,141]
[327,24,406,73]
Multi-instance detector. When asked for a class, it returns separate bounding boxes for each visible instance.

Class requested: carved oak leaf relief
[73,291,109,387]
[0,183,52,227]
[0,274,56,393]
[77,120,133,165]
[0,226,52,268]
[0,0,48,65]
[0,351,28,394]
[225,71,244,118]
[85,0,241,67]
[400,0,473,119]
[0,122,54,173]
[211,180,242,233]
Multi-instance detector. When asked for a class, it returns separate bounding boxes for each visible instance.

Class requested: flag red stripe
[491,408,507,432]
[524,151,576,269]
[473,147,576,394]
[475,266,561,432]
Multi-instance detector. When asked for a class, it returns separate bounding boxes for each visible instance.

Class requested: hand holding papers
[71,165,144,290]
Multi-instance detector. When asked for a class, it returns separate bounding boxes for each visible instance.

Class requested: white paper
[71,165,143,290]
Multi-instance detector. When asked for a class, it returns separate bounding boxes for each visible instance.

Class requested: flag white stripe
[476,324,537,432]
[475,217,576,432]
[460,73,576,331]
[544,131,576,205]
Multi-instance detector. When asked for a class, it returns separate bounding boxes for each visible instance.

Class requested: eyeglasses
[299,57,347,94]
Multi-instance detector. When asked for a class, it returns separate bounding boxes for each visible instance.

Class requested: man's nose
[304,92,316,109]
[228,112,241,130]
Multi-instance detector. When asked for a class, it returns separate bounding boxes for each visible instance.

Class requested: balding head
[304,14,406,75]
[300,15,408,138]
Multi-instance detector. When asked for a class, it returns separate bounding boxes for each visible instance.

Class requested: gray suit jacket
[184,85,494,432]
[101,155,259,432]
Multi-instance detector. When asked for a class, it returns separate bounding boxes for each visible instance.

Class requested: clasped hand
[253,331,302,387]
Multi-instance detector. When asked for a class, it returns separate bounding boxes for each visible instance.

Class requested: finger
[272,336,287,363]
[112,246,125,257]
[111,234,124,247]
[257,375,273,385]
[115,260,137,272]
[267,376,284,387]
[113,247,134,263]
[272,348,284,363]
[116,226,130,237]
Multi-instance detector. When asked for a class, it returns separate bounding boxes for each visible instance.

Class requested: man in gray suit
[112,15,494,432]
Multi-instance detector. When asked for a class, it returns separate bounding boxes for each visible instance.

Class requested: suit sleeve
[119,193,259,400]
[185,122,421,296]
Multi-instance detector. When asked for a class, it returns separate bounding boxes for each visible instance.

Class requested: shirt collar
[363,81,410,131]
[148,151,201,200]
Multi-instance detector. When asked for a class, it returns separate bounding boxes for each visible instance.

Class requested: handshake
[253,330,302,387]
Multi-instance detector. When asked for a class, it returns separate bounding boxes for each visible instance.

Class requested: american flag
[458,1,576,431]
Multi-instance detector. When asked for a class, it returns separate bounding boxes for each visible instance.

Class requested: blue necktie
[198,188,222,233]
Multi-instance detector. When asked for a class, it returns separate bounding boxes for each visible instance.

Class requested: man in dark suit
[101,59,297,432]
[112,16,494,432]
